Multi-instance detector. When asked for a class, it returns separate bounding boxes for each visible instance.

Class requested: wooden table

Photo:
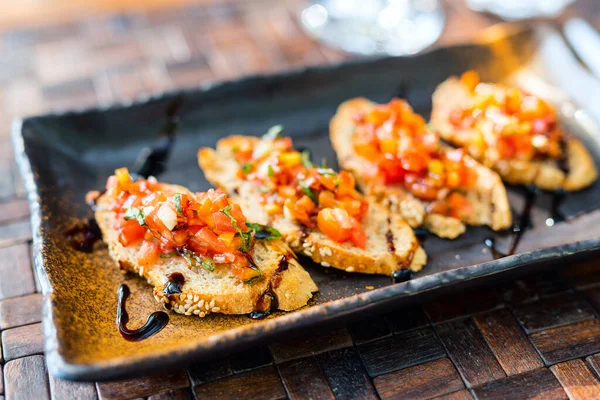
[2,1,600,399]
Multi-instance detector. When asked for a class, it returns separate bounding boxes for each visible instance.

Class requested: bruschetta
[91,168,318,317]
[430,71,598,191]
[198,130,427,276]
[330,97,512,239]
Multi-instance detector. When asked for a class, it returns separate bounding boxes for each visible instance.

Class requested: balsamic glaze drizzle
[250,255,289,319]
[66,219,103,252]
[163,273,185,297]
[485,186,567,259]
[117,284,169,342]
[391,269,412,283]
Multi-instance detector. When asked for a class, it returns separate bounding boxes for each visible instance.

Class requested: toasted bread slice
[95,184,317,316]
[199,137,427,276]
[330,98,512,239]
[431,76,598,191]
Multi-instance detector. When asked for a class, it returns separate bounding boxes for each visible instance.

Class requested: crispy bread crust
[431,77,598,191]
[329,98,512,239]
[198,138,427,276]
[95,186,317,316]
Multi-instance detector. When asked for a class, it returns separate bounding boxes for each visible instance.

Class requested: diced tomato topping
[226,132,370,247]
[351,98,478,216]
[101,168,260,282]
[449,70,565,162]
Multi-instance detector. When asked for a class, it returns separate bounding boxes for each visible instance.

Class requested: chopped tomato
[317,208,352,243]
[117,219,146,246]
[212,211,237,234]
[350,223,367,248]
[137,240,160,267]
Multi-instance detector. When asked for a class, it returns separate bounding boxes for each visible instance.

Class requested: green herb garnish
[160,251,177,259]
[299,181,318,204]
[317,168,337,177]
[220,205,253,252]
[267,165,275,177]
[124,207,146,226]
[182,248,215,271]
[321,158,329,168]
[243,258,263,284]
[174,193,183,214]
[246,222,282,240]
[242,163,253,174]
[301,150,314,168]
[244,275,262,285]
[262,125,283,140]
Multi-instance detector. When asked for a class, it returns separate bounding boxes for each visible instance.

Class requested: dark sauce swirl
[485,186,566,259]
[117,284,169,341]
[66,219,102,253]
[250,255,289,319]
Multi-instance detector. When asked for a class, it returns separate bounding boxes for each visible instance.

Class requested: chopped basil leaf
[124,207,146,226]
[267,165,275,177]
[182,248,215,271]
[242,163,253,174]
[321,158,329,169]
[262,125,283,140]
[317,168,337,177]
[299,181,318,204]
[244,258,263,284]
[301,150,314,168]
[160,251,176,258]
[220,205,253,252]
[246,222,282,240]
[244,275,262,285]
[174,193,183,214]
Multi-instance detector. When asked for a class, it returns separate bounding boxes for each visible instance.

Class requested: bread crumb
[365,286,375,290]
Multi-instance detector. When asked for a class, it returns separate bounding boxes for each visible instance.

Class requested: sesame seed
[194,294,200,302]
[302,242,311,248]
[304,250,313,257]
[187,293,193,300]
[199,312,206,318]
[366,286,375,290]
[198,299,205,308]
[193,310,201,315]
[345,266,355,273]
[210,299,215,308]
[205,303,210,311]
[184,303,191,310]
[212,307,220,313]
[139,267,144,276]
[321,261,330,267]
[179,294,186,301]
[185,311,192,316]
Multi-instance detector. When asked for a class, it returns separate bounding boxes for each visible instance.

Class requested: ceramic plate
[13,25,600,381]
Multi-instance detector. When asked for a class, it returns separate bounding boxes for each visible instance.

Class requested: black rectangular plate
[13,25,600,381]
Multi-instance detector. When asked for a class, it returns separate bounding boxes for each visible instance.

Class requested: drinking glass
[300,0,446,56]
[466,0,574,20]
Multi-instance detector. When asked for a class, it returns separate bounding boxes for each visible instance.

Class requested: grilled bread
[93,172,317,317]
[431,72,598,191]
[198,135,427,276]
[330,97,512,239]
